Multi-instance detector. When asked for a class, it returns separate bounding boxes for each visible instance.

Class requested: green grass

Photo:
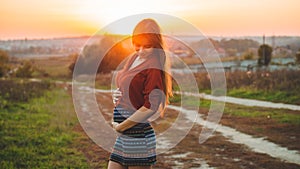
[170,94,208,108]
[227,88,300,105]
[0,88,90,168]
[223,103,300,125]
[170,94,300,125]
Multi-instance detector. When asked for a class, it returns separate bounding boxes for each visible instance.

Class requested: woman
[108,18,172,169]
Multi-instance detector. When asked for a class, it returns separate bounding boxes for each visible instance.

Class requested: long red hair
[131,18,173,117]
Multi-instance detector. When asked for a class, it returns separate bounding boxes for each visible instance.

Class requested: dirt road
[72,87,300,169]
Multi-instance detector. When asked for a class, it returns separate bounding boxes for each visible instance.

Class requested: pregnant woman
[108,18,173,169]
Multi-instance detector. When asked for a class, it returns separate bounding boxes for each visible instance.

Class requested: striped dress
[109,106,157,166]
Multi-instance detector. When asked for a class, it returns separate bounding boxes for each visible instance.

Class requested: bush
[15,61,34,78]
[0,79,51,108]
[194,69,300,93]
[190,70,300,104]
[0,64,8,77]
[243,50,255,60]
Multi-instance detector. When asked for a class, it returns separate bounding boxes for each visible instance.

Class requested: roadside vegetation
[0,80,90,168]
[193,69,300,105]
[169,94,300,125]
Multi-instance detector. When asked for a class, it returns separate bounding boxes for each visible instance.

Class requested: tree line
[69,35,132,74]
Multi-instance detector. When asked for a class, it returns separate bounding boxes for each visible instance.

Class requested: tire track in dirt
[167,105,300,165]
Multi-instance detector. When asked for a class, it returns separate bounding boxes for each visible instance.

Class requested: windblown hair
[132,18,173,117]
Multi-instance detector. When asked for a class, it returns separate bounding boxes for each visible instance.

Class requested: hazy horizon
[2,34,300,41]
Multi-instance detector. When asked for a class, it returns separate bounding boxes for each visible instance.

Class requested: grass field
[24,56,73,79]
[0,84,90,168]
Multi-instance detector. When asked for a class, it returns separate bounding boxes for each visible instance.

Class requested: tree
[0,50,9,77]
[296,48,300,64]
[258,44,272,66]
[98,38,131,73]
[70,35,132,75]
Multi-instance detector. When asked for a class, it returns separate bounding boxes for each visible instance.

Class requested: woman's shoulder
[127,53,138,62]
[145,55,162,69]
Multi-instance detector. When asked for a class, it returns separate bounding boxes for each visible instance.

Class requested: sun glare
[75,0,186,35]
[1,0,300,39]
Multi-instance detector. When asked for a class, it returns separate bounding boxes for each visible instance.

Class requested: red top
[116,53,165,112]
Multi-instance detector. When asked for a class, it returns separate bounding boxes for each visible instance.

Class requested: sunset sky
[1,0,299,40]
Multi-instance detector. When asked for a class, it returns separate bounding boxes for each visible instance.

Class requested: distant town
[0,35,299,60]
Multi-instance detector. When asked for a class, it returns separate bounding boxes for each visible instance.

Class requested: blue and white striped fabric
[109,106,157,166]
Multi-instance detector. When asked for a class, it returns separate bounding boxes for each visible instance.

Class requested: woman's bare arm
[114,106,155,132]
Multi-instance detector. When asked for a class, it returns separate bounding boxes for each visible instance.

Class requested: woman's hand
[112,122,121,132]
[112,88,122,105]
